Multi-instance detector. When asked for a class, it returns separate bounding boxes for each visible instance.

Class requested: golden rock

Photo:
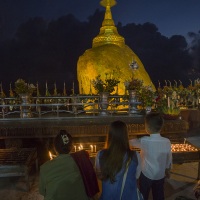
[77,0,155,94]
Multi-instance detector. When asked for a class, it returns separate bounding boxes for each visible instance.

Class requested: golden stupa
[77,0,155,94]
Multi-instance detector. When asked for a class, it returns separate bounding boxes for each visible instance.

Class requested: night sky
[1,0,200,40]
[0,0,200,93]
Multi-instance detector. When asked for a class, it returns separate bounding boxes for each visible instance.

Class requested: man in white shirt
[130,112,172,200]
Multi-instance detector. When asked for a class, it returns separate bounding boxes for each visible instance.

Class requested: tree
[188,31,200,79]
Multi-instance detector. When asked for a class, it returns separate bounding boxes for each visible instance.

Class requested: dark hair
[145,112,164,133]
[54,130,73,154]
[100,120,132,183]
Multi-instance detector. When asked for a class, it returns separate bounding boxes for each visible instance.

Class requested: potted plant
[14,79,36,96]
[14,79,36,118]
[138,86,155,113]
[161,106,180,120]
[92,74,120,115]
[124,78,143,115]
[92,74,120,94]
[124,78,143,93]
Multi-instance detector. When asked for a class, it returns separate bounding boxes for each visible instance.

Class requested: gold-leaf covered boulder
[77,0,155,94]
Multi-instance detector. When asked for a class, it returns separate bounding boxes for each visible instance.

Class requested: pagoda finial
[101,0,115,27]
[92,0,124,47]
[100,0,116,7]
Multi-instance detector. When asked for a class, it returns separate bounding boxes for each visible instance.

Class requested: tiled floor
[151,162,198,200]
[0,162,199,200]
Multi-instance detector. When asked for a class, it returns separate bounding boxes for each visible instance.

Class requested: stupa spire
[100,0,115,27]
[92,0,125,47]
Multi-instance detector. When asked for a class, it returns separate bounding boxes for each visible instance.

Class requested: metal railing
[0,94,131,119]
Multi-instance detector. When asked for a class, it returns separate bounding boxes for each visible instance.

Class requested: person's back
[39,154,88,200]
[95,120,141,200]
[39,130,89,200]
[96,150,139,200]
[139,134,171,180]
[130,112,172,200]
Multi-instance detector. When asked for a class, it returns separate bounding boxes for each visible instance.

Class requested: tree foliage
[0,9,198,94]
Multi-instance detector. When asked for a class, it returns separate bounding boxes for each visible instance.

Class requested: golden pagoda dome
[77,0,155,94]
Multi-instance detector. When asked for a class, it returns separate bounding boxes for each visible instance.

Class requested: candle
[158,80,160,88]
[174,80,177,87]
[73,81,75,94]
[74,145,76,152]
[94,145,97,152]
[49,151,53,160]
[189,79,192,86]
[168,80,171,87]
[63,82,67,96]
[167,97,170,108]
[0,82,2,93]
[90,145,93,152]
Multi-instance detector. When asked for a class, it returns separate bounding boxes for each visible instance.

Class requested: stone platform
[0,115,188,139]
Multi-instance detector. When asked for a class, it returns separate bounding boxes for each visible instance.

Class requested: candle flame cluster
[73,144,97,153]
[90,145,97,153]
[171,143,198,152]
[49,144,98,160]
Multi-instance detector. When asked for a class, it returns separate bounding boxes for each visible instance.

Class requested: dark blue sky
[1,0,200,39]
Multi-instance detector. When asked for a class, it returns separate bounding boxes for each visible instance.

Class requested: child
[130,112,172,200]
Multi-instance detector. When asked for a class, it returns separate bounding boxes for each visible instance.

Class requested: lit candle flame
[80,144,83,150]
[90,145,93,152]
[49,151,53,160]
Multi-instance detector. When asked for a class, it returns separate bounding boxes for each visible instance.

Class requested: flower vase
[128,90,140,115]
[19,93,32,118]
[99,92,110,116]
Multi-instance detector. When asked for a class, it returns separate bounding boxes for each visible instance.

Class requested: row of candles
[0,81,76,97]
[49,143,198,160]
[49,144,97,160]
[1,78,200,96]
[158,79,200,88]
[73,144,97,152]
[165,93,200,108]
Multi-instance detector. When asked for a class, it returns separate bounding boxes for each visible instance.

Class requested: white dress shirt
[129,133,172,180]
